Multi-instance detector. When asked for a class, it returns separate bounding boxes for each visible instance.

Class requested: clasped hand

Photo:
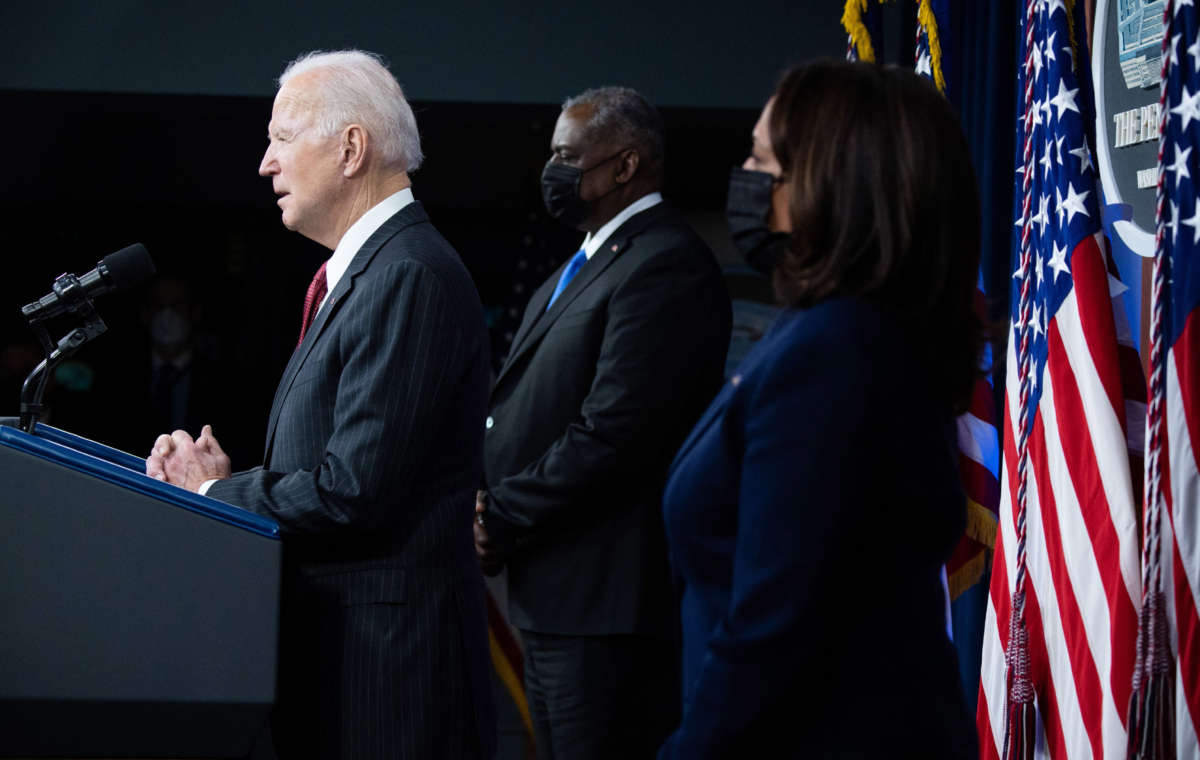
[474,489,514,577]
[145,424,232,492]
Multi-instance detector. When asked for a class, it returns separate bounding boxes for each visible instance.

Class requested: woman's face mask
[725,167,789,276]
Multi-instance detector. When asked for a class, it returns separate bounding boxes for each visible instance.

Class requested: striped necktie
[297,261,328,347]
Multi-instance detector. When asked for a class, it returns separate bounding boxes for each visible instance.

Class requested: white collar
[324,187,415,298]
[581,192,663,259]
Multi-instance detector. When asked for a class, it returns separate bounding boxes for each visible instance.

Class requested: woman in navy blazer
[658,61,983,758]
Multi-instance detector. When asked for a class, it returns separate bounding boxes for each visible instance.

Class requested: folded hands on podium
[144,424,232,492]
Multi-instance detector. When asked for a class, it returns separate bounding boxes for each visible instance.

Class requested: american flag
[977,0,1145,757]
[1140,0,1200,754]
[950,294,1003,601]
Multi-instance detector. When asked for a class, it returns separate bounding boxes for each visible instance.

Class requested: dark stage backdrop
[0,0,841,108]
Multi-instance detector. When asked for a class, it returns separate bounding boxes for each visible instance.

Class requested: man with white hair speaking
[146,50,496,759]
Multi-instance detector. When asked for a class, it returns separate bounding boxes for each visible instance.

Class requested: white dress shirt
[320,187,415,309]
[581,192,663,259]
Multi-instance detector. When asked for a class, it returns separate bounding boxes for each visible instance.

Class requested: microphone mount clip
[19,276,109,432]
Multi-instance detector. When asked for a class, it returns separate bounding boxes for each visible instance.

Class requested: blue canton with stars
[1011,0,1103,412]
[916,16,935,82]
[1163,0,1200,346]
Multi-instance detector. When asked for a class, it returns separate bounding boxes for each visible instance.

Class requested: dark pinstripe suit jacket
[208,202,496,760]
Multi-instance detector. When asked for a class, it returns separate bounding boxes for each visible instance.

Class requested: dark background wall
[0,0,861,459]
[1,0,834,107]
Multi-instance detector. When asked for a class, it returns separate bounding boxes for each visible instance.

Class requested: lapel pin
[611,244,618,252]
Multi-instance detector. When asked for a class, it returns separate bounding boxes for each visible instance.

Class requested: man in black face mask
[474,87,731,760]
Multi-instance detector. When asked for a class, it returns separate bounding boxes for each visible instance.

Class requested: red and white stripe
[979,232,1143,759]
[1163,311,1200,755]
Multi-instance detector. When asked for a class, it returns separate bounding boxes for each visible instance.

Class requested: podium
[0,422,281,758]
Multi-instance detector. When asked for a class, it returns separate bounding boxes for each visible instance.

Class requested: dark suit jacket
[483,201,731,636]
[658,298,976,759]
[208,202,496,760]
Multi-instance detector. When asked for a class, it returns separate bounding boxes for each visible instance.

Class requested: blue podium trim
[33,423,149,472]
[0,424,280,540]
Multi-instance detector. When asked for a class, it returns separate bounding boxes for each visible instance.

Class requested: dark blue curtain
[938,0,1019,717]
[943,0,1020,320]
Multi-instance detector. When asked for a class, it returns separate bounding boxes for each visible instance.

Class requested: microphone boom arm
[19,289,108,432]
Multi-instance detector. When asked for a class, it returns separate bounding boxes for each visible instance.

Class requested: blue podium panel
[0,424,281,758]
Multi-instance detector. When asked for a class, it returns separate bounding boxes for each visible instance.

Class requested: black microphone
[21,244,156,322]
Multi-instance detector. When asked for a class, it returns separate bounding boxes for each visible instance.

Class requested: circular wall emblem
[1093,0,1166,257]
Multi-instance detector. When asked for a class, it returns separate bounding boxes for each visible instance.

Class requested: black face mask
[541,149,628,228]
[726,166,790,276]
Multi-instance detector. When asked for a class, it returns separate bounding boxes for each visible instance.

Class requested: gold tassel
[842,0,878,62]
[916,0,947,93]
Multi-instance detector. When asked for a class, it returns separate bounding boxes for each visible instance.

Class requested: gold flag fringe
[842,0,878,62]
[916,0,947,93]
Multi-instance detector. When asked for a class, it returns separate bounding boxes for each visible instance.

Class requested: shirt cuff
[198,478,220,496]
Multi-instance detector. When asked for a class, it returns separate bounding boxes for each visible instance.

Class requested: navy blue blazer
[208,202,496,760]
[658,298,975,759]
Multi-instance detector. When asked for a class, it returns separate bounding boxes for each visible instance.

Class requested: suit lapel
[505,275,556,361]
[494,203,671,389]
[262,202,431,464]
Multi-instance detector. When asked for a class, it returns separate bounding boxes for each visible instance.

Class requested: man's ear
[341,124,368,177]
[615,148,640,184]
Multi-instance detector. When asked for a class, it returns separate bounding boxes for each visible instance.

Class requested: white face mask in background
[149,308,191,348]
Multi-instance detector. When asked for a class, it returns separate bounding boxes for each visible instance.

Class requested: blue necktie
[546,249,588,310]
